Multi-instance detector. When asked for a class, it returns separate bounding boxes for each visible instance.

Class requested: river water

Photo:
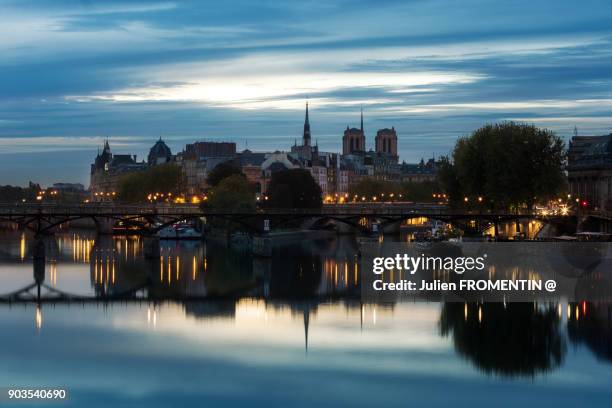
[0,229,611,407]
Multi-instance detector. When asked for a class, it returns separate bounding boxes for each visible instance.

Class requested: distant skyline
[1,0,612,186]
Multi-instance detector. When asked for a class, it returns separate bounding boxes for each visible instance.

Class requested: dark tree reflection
[202,243,255,296]
[440,303,566,377]
[567,302,612,362]
[269,243,322,299]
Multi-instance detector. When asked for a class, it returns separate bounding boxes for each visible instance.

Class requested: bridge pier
[143,236,161,259]
[381,220,402,234]
[32,238,46,284]
[511,219,520,238]
[336,222,357,235]
[252,256,272,293]
[252,235,272,257]
[94,217,115,235]
[32,218,57,237]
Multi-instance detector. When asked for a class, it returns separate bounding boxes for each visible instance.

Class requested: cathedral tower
[375,127,398,159]
[342,107,366,155]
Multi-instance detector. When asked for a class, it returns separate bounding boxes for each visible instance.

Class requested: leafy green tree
[349,177,440,202]
[117,164,184,203]
[400,181,439,202]
[207,175,255,212]
[206,161,244,187]
[266,169,322,209]
[349,178,392,199]
[439,122,566,210]
[436,156,461,205]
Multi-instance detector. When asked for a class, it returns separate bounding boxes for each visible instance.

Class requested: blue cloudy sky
[1,0,612,186]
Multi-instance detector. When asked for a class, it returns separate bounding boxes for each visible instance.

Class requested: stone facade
[90,141,147,201]
[567,134,612,214]
[375,127,398,159]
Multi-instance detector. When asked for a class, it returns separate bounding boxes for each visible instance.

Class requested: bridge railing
[0,202,551,218]
[0,203,202,216]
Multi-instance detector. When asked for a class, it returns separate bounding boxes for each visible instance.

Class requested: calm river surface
[1,229,611,407]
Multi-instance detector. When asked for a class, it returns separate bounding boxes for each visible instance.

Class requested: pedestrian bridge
[0,202,565,236]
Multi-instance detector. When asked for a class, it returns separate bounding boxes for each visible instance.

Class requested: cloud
[0,0,612,184]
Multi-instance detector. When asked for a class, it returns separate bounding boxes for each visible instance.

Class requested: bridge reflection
[2,231,612,375]
[0,232,363,354]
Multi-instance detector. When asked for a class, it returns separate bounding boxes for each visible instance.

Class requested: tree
[206,160,244,187]
[440,302,566,377]
[117,164,184,203]
[349,178,393,199]
[436,156,461,205]
[349,177,440,202]
[439,122,566,210]
[400,180,439,202]
[207,175,255,212]
[266,169,322,209]
[0,183,40,203]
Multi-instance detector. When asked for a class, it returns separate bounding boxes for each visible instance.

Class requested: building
[337,168,349,195]
[184,141,236,158]
[291,102,319,162]
[238,150,267,194]
[370,152,400,181]
[309,165,328,195]
[400,158,437,183]
[342,109,366,155]
[87,102,435,202]
[179,141,238,195]
[89,140,147,200]
[316,152,339,195]
[567,134,612,218]
[52,183,85,192]
[147,138,173,165]
[261,152,301,192]
[375,127,398,159]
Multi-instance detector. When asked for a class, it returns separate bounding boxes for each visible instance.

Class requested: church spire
[360,105,363,132]
[303,101,311,146]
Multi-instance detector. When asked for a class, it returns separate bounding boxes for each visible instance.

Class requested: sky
[1,0,612,186]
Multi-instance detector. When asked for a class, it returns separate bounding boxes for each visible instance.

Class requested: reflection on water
[1,230,612,406]
[568,302,612,362]
[440,303,566,377]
